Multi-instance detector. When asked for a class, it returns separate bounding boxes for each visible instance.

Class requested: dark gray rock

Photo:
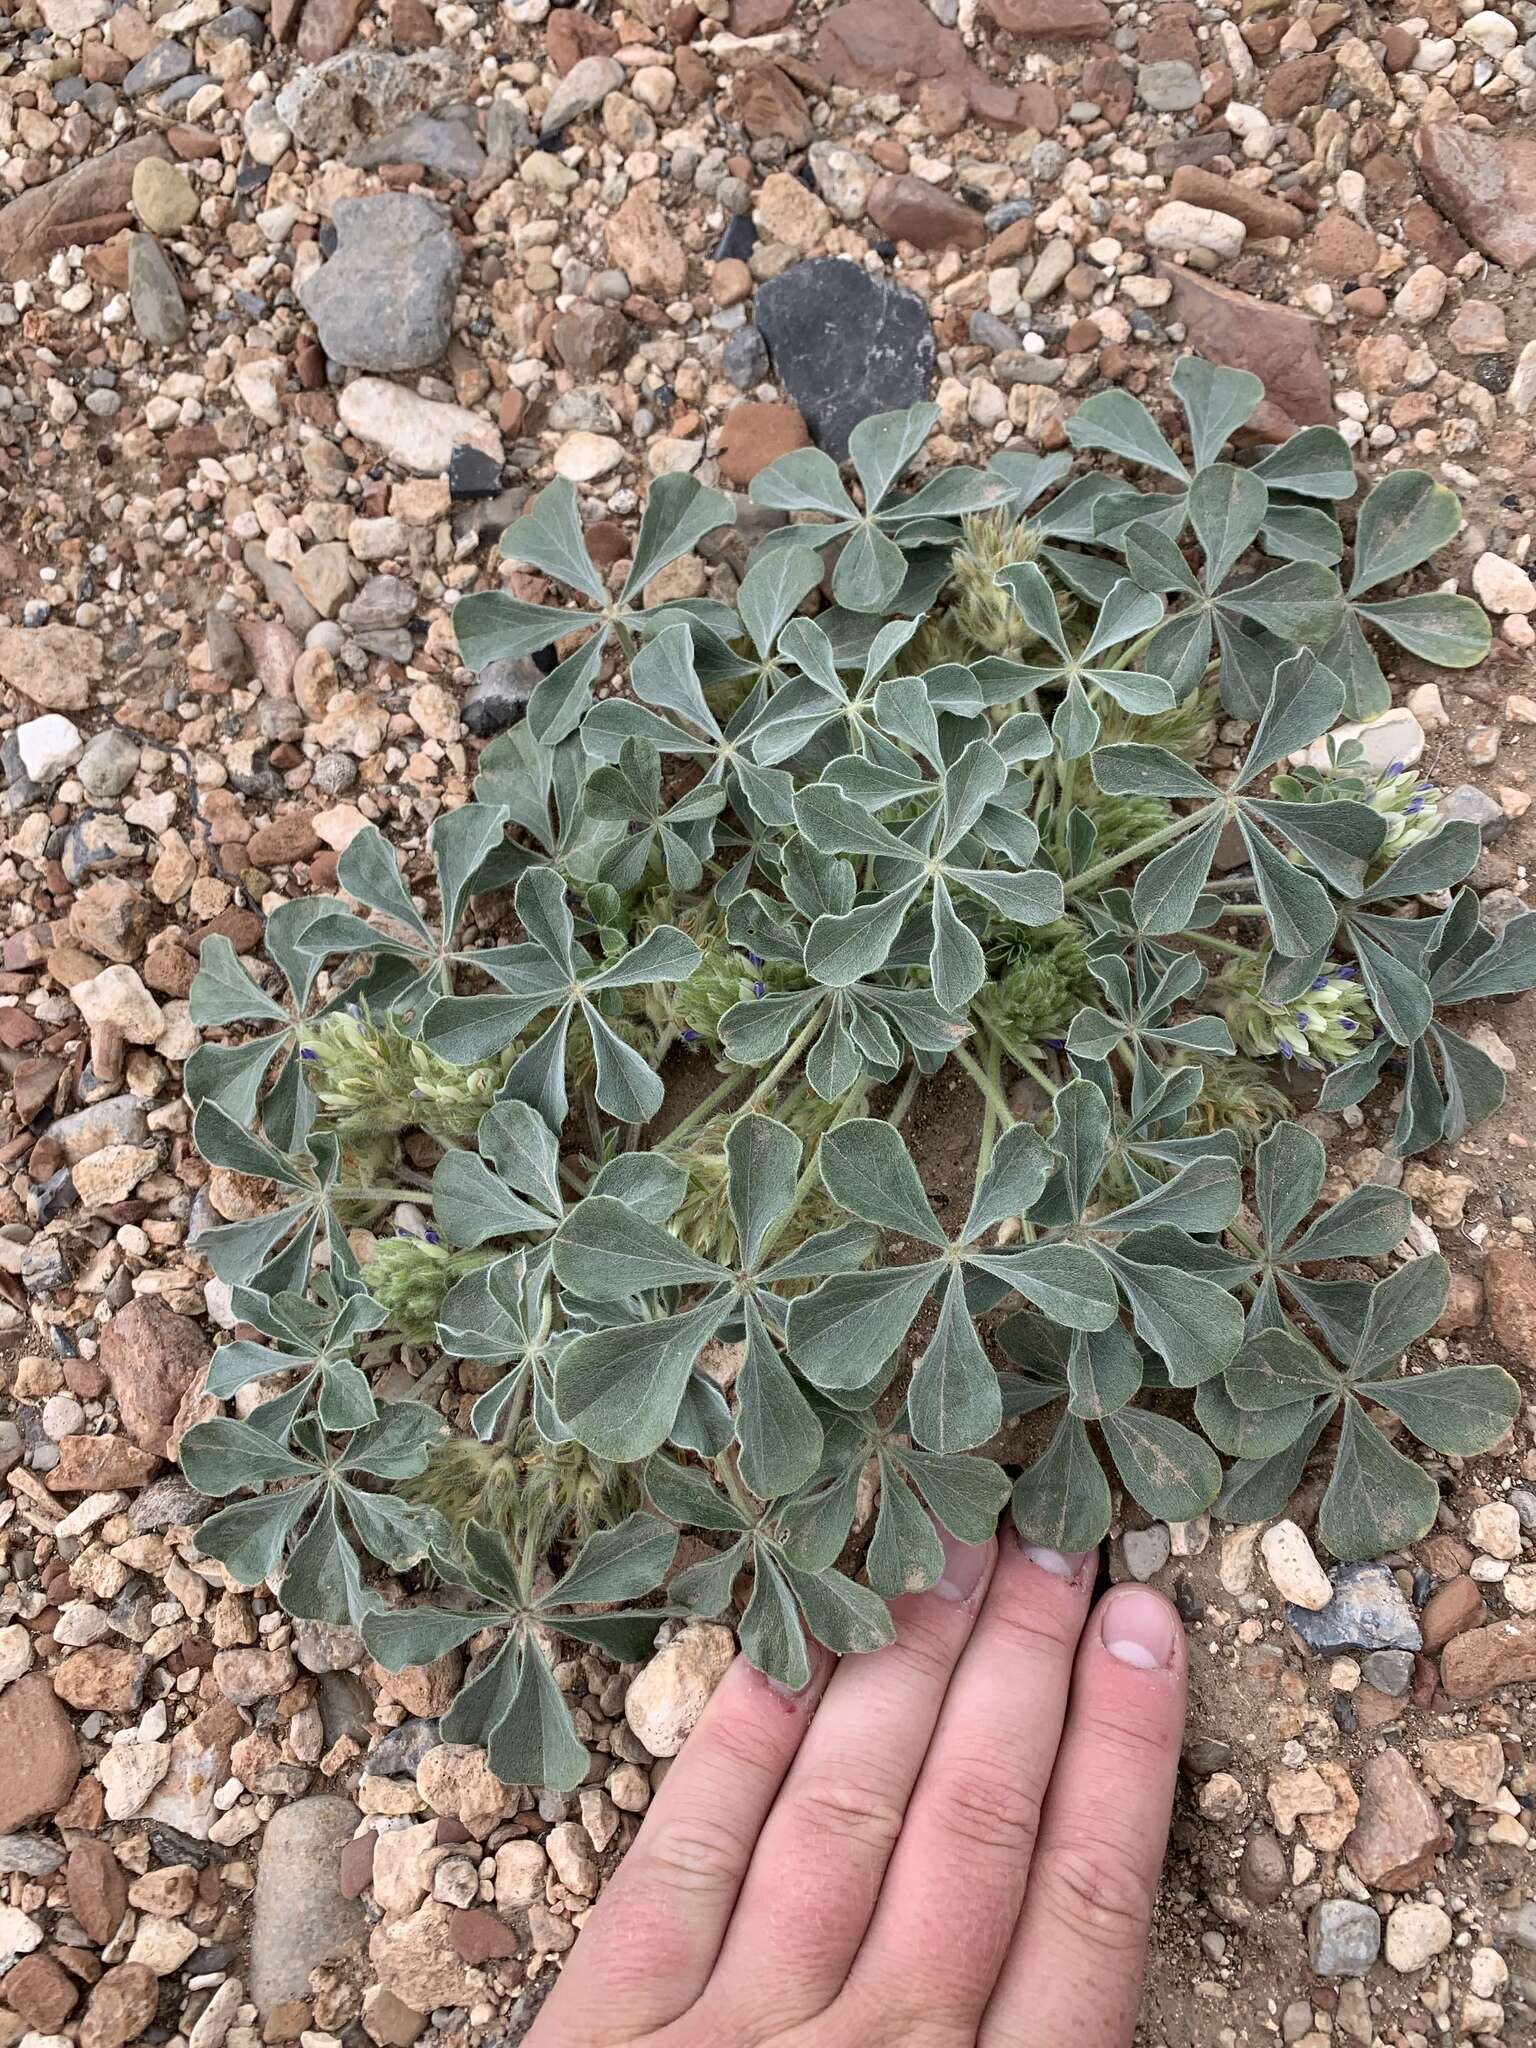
[1444,783,1508,842]
[127,234,187,347]
[123,41,191,96]
[129,1474,212,1532]
[0,1833,66,1877]
[463,657,539,736]
[205,8,266,47]
[1286,1562,1423,1656]
[298,193,461,373]
[341,574,417,633]
[968,310,1019,352]
[350,113,486,183]
[367,1717,441,1778]
[249,1796,365,2015]
[754,256,935,460]
[1137,58,1203,110]
[721,323,769,389]
[1360,1648,1415,1697]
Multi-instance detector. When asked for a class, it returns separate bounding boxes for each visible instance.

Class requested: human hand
[529,1526,1187,2048]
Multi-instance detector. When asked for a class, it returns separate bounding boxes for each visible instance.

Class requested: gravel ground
[2,0,1536,2042]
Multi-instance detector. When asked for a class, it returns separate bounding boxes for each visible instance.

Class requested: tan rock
[606,190,687,298]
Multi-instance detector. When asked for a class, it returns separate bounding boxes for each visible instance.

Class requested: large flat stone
[754,257,935,460]
[249,1795,366,2013]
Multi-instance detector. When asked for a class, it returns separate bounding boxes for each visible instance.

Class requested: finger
[706,1528,996,2032]
[531,1645,834,2046]
[839,1536,1096,2033]
[983,1583,1187,2048]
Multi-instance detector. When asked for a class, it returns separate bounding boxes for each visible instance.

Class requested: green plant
[183,363,1531,1791]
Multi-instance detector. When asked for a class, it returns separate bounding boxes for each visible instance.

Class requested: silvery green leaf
[1437,908,1536,1003]
[1226,1326,1342,1409]
[1348,469,1461,597]
[1011,1415,1112,1554]
[553,1196,722,1299]
[1430,1023,1505,1148]
[1213,1404,1333,1525]
[1346,1254,1448,1378]
[1364,1364,1519,1456]
[1195,1376,1315,1459]
[1245,796,1385,896]
[725,1115,801,1271]
[868,1457,945,1597]
[721,987,822,1065]
[735,1298,823,1499]
[898,1444,1009,1541]
[431,1152,553,1248]
[1172,355,1264,468]
[1316,1401,1440,1560]
[545,1512,678,1608]
[1048,1078,1111,1220]
[489,1638,593,1792]
[906,1267,1001,1454]
[190,935,290,1030]
[1084,577,1166,660]
[1361,821,1480,902]
[929,872,986,1013]
[964,1123,1055,1241]
[671,1537,749,1618]
[818,1118,945,1244]
[1238,816,1338,958]
[1131,812,1224,937]
[1100,1407,1222,1523]
[585,1005,666,1124]
[987,448,1072,513]
[184,1035,288,1125]
[848,402,940,509]
[1220,560,1342,644]
[740,1554,813,1691]
[1254,1123,1324,1250]
[1286,1183,1408,1264]
[193,1489,312,1586]
[750,445,857,520]
[1066,389,1189,482]
[431,801,511,937]
[622,472,734,599]
[1356,592,1490,668]
[337,824,435,948]
[969,1243,1119,1331]
[997,561,1071,658]
[453,591,586,668]
[1250,426,1355,499]
[192,1102,309,1188]
[1258,503,1344,566]
[1188,463,1268,588]
[1052,677,1100,760]
[527,633,607,748]
[1095,1154,1240,1236]
[339,1400,443,1479]
[1090,744,1216,802]
[497,475,606,601]
[363,1601,487,1672]
[804,887,918,988]
[1065,1321,1142,1421]
[737,543,823,659]
[1123,518,1203,597]
[1348,924,1433,1046]
[1099,1248,1243,1386]
[781,1558,894,1658]
[785,1263,942,1390]
[555,1294,733,1461]
[280,1493,365,1627]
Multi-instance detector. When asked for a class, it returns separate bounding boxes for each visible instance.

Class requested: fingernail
[1100,1588,1177,1671]
[1017,1542,1092,1581]
[761,1646,826,1706]
[932,1526,990,1603]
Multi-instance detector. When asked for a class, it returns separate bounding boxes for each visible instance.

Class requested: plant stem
[954,1042,1015,1128]
[736,1006,827,1118]
[1062,799,1222,900]
[977,1029,1003,1174]
[1185,929,1250,961]
[659,1063,750,1150]
[342,1186,435,1206]
[888,1064,922,1130]
[985,1021,1059,1098]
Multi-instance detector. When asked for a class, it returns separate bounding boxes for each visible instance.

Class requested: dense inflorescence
[184,363,1530,1789]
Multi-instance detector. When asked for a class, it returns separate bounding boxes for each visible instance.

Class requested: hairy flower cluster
[976,920,1097,1055]
[650,942,810,1050]
[303,1012,506,1140]
[911,509,1047,666]
[1220,958,1378,1069]
[1271,741,1442,872]
[363,1232,495,1344]
[403,1431,641,1555]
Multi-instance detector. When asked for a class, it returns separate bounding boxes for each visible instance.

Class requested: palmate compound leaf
[418,864,701,1125]
[362,1511,679,1788]
[185,897,339,1128]
[182,1399,445,1627]
[644,1455,895,1690]
[550,1117,874,1486]
[1212,1302,1519,1559]
[998,1316,1222,1551]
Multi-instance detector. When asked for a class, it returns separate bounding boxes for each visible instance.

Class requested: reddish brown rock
[818,0,1053,130]
[1310,211,1380,279]
[1163,268,1331,439]
[1343,1750,1451,1892]
[1420,1575,1485,1652]
[1169,167,1304,240]
[0,136,172,282]
[80,1963,158,2048]
[451,1908,522,1964]
[716,402,810,486]
[732,63,813,149]
[0,1675,80,1831]
[389,0,436,45]
[296,0,368,60]
[98,1299,209,1458]
[1263,52,1333,121]
[247,814,324,866]
[1441,1617,1536,1700]
[986,0,1110,34]
[1403,197,1467,268]
[731,0,795,26]
[1414,122,1536,272]
[1081,51,1134,122]
[68,1840,130,1945]
[46,1436,161,1492]
[1483,1246,1536,1368]
[54,1646,149,1715]
[2,1953,78,2032]
[546,7,617,72]
[867,175,986,250]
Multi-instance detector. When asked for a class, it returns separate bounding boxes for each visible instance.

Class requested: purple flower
[752,980,765,999]
[301,1048,318,1060]
[681,1028,701,1044]
[425,1228,441,1245]
[1296,1011,1310,1028]
[1387,760,1404,777]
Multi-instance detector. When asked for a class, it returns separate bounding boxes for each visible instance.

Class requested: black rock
[235,152,272,194]
[754,256,936,461]
[148,1823,223,1870]
[1285,1561,1423,1655]
[1476,356,1512,395]
[721,324,769,390]
[715,214,756,264]
[367,1716,442,1778]
[449,442,504,500]
[463,658,538,736]
[30,1172,75,1230]
[130,1474,213,1532]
